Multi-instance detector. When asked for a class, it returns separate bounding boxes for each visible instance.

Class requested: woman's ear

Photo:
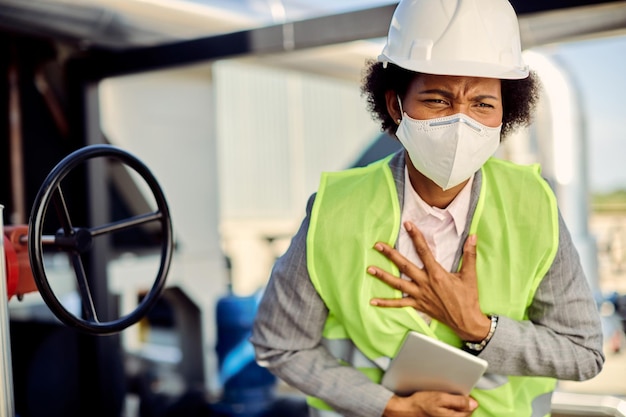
[385,90,401,124]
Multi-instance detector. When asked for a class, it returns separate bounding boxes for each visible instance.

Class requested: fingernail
[469,234,477,245]
[404,222,412,232]
[469,399,478,410]
[367,267,376,275]
[374,243,383,251]
[370,300,379,306]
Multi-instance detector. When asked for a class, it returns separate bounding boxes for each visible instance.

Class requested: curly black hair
[360,60,541,139]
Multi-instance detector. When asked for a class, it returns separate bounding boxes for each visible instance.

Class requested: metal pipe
[8,44,26,225]
[522,50,600,294]
[34,66,69,139]
[0,205,16,417]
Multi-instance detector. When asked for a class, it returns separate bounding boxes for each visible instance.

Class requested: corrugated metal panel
[214,60,380,222]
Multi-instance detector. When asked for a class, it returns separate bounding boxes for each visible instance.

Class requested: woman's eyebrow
[418,88,453,98]
[418,89,499,101]
[473,94,500,101]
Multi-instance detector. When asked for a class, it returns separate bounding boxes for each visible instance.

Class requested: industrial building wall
[213,60,380,294]
[98,58,380,297]
[214,60,379,222]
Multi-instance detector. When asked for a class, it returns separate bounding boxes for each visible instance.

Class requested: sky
[553,35,626,193]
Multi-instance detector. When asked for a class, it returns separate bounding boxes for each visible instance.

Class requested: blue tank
[213,289,276,417]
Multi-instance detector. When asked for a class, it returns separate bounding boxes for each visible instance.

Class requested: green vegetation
[592,190,626,213]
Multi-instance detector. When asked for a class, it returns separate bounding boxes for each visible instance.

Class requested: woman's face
[387,73,503,128]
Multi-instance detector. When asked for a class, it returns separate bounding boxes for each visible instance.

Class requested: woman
[251,1,604,416]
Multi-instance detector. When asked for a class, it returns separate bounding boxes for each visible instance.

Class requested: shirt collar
[403,166,473,237]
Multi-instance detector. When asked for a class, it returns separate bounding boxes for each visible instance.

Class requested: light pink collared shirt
[398,167,473,274]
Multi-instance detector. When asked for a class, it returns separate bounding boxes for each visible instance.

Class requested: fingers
[372,241,420,277]
[367,266,416,308]
[449,395,478,412]
[431,393,479,415]
[371,222,438,277]
[460,234,477,275]
[401,392,478,416]
[368,239,424,308]
[369,297,415,308]
[404,222,439,273]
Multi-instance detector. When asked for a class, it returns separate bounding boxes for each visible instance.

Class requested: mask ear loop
[396,95,403,125]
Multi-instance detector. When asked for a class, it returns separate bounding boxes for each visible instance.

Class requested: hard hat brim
[379,54,529,80]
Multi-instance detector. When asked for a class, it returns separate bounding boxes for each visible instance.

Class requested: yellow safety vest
[306,156,559,417]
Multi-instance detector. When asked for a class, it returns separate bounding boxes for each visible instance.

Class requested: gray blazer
[251,150,604,417]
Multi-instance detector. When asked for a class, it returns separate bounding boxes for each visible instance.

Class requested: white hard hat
[378,0,529,79]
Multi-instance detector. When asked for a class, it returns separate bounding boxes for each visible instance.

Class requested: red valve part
[4,225,37,299]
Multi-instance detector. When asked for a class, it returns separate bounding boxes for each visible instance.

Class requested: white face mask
[396,111,502,191]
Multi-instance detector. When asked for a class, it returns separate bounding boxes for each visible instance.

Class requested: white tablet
[381,331,488,396]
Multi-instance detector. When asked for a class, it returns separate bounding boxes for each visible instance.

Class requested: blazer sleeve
[250,194,394,417]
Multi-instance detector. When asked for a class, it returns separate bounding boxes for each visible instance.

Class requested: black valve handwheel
[28,144,173,335]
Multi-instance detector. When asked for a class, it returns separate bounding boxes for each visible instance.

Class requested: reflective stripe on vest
[308,406,343,417]
[322,338,382,370]
[307,157,559,416]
